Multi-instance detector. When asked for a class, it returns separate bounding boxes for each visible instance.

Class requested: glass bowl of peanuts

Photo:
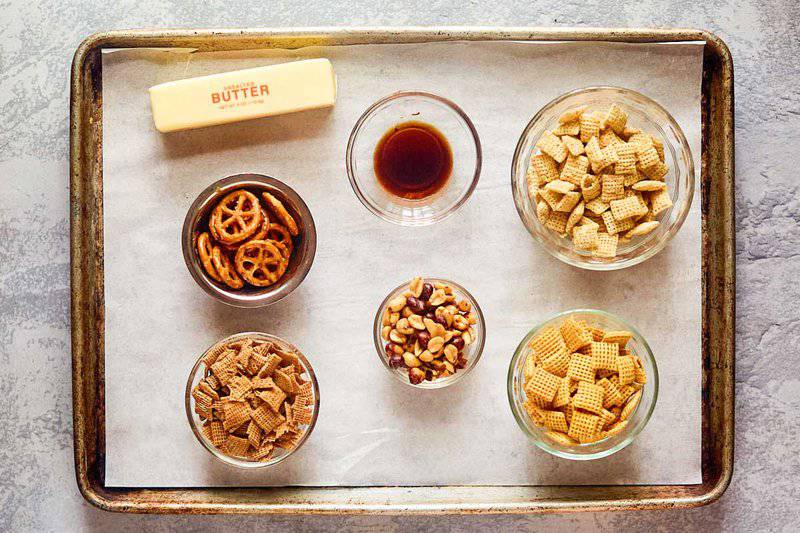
[507,309,658,460]
[511,86,695,270]
[373,277,486,389]
[185,332,320,468]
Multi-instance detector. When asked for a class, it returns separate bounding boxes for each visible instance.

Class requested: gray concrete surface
[1,0,798,531]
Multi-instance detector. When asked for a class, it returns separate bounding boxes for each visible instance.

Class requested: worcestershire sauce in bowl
[374,121,453,199]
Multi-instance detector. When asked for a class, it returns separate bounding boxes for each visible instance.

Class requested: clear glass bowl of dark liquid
[346,91,482,226]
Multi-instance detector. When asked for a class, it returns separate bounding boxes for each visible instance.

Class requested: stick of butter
[148,58,336,132]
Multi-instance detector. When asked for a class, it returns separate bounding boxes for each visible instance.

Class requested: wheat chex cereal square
[536,130,568,163]
[552,379,571,408]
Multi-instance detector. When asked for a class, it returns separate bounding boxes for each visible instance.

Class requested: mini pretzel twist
[196,232,222,282]
[234,240,288,287]
[265,224,294,257]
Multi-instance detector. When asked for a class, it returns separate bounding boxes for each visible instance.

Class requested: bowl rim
[346,90,483,227]
[181,173,317,308]
[506,308,659,460]
[510,85,695,271]
[184,331,321,469]
[372,277,486,389]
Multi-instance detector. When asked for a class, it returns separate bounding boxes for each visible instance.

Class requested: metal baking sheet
[70,27,734,514]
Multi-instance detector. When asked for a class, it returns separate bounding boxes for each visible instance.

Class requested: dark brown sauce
[374,121,453,199]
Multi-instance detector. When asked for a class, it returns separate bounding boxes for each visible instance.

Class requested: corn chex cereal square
[566,353,595,383]
[542,410,569,432]
[540,349,570,378]
[572,381,605,414]
[565,202,585,233]
[637,146,661,170]
[602,331,633,346]
[525,367,562,403]
[529,325,567,359]
[530,153,560,184]
[617,355,636,386]
[536,130,568,163]
[552,379,571,408]
[568,410,601,443]
[560,317,593,352]
[597,378,625,408]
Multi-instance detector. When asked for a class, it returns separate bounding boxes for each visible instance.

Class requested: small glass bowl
[182,173,317,308]
[511,86,695,270]
[507,309,658,460]
[346,91,482,226]
[185,332,320,469]
[373,278,486,389]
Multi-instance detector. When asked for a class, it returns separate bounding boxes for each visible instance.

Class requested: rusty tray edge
[70,26,734,515]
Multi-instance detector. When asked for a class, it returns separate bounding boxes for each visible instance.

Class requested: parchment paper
[102,40,704,487]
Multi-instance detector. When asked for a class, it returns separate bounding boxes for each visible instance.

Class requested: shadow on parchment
[158,107,336,160]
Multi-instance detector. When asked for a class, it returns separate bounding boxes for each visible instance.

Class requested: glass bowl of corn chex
[508,309,658,460]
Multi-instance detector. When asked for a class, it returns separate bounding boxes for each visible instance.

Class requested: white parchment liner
[102,40,703,487]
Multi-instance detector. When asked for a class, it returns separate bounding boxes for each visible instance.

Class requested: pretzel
[210,190,263,244]
[196,232,221,282]
[262,192,299,236]
[247,208,271,241]
[265,224,294,257]
[234,240,288,287]
[211,246,244,289]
